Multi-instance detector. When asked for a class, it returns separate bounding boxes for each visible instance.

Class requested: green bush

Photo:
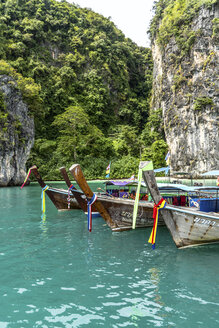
[194,97,214,111]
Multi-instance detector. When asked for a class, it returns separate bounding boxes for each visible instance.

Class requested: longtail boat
[142,161,219,248]
[69,164,161,231]
[25,165,80,210]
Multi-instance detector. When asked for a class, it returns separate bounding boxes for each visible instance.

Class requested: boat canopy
[104,180,139,187]
[154,166,170,174]
[201,170,219,176]
[157,183,195,192]
[157,183,219,193]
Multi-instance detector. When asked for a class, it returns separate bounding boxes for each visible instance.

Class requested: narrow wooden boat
[69,164,160,231]
[30,166,80,210]
[142,161,219,248]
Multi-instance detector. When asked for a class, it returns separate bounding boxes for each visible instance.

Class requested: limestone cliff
[151,1,219,175]
[0,75,34,186]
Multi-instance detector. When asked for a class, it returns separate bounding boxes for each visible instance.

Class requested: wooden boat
[69,164,161,231]
[142,161,219,248]
[30,165,81,210]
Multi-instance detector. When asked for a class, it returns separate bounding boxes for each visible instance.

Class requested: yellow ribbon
[41,185,49,214]
[148,199,166,248]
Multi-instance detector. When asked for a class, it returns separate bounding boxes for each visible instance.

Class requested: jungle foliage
[150,0,217,54]
[0,0,168,179]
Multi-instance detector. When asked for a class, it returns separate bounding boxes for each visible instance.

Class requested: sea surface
[1,181,219,327]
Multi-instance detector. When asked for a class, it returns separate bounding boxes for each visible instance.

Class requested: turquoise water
[1,182,219,327]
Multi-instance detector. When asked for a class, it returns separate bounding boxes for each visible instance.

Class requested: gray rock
[0,75,34,186]
[151,3,219,175]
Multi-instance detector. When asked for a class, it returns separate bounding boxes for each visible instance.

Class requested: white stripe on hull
[84,212,100,217]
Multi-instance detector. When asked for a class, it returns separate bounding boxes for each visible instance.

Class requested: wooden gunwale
[165,205,219,220]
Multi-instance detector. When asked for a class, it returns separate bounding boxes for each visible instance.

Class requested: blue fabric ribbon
[87,194,97,232]
[68,184,75,209]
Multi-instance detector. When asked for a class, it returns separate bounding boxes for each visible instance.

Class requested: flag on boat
[165,151,170,165]
[105,162,111,178]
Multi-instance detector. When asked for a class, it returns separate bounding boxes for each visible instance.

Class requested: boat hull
[164,206,219,248]
[96,196,164,231]
[46,188,81,210]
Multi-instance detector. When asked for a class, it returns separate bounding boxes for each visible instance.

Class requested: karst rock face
[151,2,219,175]
[0,75,34,186]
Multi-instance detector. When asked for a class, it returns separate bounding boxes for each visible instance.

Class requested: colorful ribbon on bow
[20,166,35,189]
[41,185,49,214]
[148,198,167,249]
[87,194,97,232]
[67,184,75,209]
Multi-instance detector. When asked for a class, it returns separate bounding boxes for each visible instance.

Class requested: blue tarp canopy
[154,166,170,174]
[104,180,138,186]
[157,183,195,192]
[157,183,219,192]
[201,170,219,176]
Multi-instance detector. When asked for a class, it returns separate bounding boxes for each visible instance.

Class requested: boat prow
[30,165,80,210]
[69,164,118,229]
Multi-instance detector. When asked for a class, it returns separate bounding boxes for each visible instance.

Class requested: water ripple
[177,293,219,306]
[1,185,219,327]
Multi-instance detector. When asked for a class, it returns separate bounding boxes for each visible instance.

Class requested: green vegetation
[150,0,217,57]
[0,60,42,115]
[173,65,187,90]
[0,91,6,112]
[194,97,214,111]
[0,90,8,141]
[202,51,216,71]
[0,0,168,179]
[212,18,219,38]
